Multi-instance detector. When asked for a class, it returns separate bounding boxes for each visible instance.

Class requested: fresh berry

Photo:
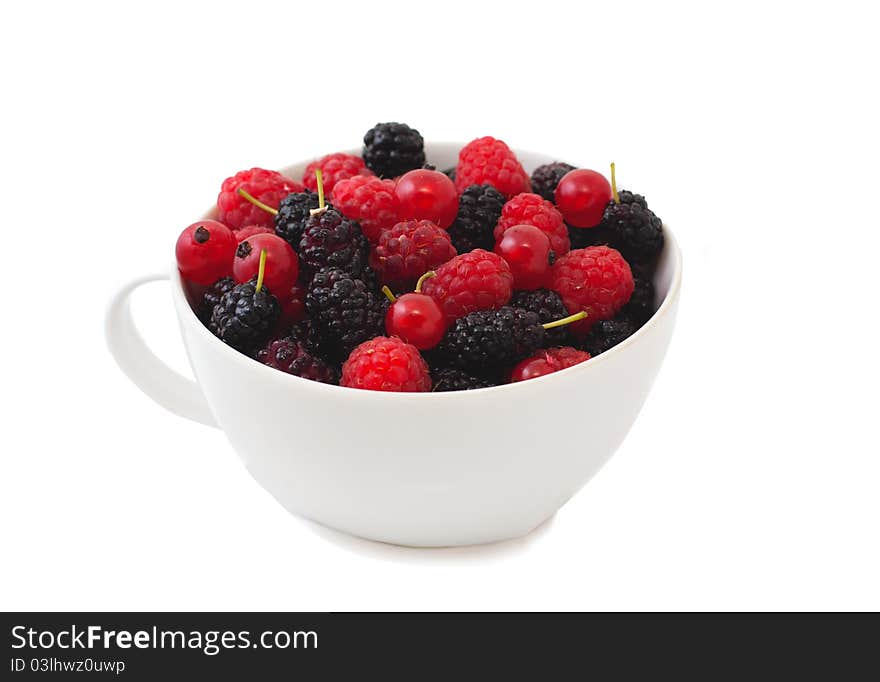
[568,222,616,250]
[454,137,530,199]
[494,192,569,256]
[549,246,634,334]
[530,162,576,202]
[362,122,426,178]
[600,193,664,266]
[555,169,612,228]
[287,317,337,364]
[209,277,280,353]
[341,336,431,392]
[509,288,571,346]
[510,346,591,383]
[580,314,640,356]
[384,273,447,350]
[432,368,496,392]
[197,276,235,324]
[494,224,554,290]
[257,337,338,384]
[624,269,655,324]
[277,282,307,328]
[273,191,323,249]
[217,168,303,229]
[446,184,506,253]
[371,220,457,286]
[331,175,401,243]
[305,267,387,360]
[233,233,299,296]
[421,249,514,321]
[297,207,369,277]
[234,224,274,240]
[302,153,372,195]
[176,220,237,285]
[394,169,459,228]
[443,166,456,181]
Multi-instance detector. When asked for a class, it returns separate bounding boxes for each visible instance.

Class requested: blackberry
[287,318,337,364]
[363,122,425,178]
[298,208,369,277]
[437,306,545,372]
[530,162,575,202]
[274,191,323,249]
[600,190,663,266]
[256,337,339,384]
[624,270,655,324]
[432,368,497,392]
[305,267,387,360]
[447,184,506,253]
[197,276,235,325]
[580,314,639,357]
[567,223,616,250]
[510,288,571,346]
[209,278,280,353]
[443,166,456,181]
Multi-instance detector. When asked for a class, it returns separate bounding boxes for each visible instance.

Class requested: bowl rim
[170,144,682,401]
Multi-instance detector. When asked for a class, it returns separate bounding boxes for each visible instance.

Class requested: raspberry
[197,276,235,325]
[454,137,531,199]
[217,168,304,230]
[509,288,571,347]
[302,153,372,194]
[257,337,339,384]
[530,162,576,202]
[600,191,664,266]
[494,192,569,256]
[274,191,323,249]
[447,184,506,253]
[298,208,369,277]
[371,220,457,286]
[209,278,280,353]
[431,368,496,392]
[305,267,387,360]
[580,314,640,357]
[331,175,401,243]
[341,336,431,392]
[234,224,274,241]
[436,306,545,372]
[362,122,426,178]
[510,346,591,383]
[549,246,634,334]
[420,249,514,321]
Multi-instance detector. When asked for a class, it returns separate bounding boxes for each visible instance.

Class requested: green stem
[610,162,620,204]
[543,310,587,330]
[255,249,268,292]
[381,285,397,303]
[415,271,436,293]
[238,188,278,216]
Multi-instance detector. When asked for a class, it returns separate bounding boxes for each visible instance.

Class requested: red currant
[385,292,446,350]
[175,220,237,285]
[494,224,554,290]
[394,169,459,229]
[554,169,612,228]
[510,347,591,383]
[233,233,299,296]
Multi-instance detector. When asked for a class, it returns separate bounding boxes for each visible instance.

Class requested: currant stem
[381,285,397,303]
[309,168,328,217]
[415,271,436,293]
[543,310,587,330]
[237,188,278,216]
[610,162,620,204]
[255,249,268,292]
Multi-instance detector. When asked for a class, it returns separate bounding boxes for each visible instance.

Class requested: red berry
[494,224,554,290]
[277,282,307,328]
[370,220,457,286]
[217,168,303,229]
[510,347,591,383]
[234,224,274,240]
[395,169,459,229]
[454,137,531,199]
[331,175,401,242]
[341,336,432,392]
[233,233,299,296]
[176,220,237,285]
[494,192,569,256]
[385,292,447,350]
[421,249,514,321]
[549,246,634,334]
[554,169,612,228]
[302,153,373,194]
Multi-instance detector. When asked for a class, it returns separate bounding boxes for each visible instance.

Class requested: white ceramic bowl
[106,143,682,547]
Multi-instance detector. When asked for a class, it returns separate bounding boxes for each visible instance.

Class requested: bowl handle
[105,273,217,428]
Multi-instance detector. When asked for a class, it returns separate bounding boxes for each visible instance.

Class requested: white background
[2,0,878,611]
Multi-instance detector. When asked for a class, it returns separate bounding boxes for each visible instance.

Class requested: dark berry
[363,122,426,178]
[567,223,616,250]
[509,288,571,346]
[447,184,506,253]
[209,278,280,353]
[442,166,456,181]
[274,191,322,249]
[623,269,655,324]
[600,192,664,266]
[298,208,369,277]
[580,314,639,357]
[530,162,576,202]
[431,367,496,392]
[197,276,235,325]
[256,337,339,384]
